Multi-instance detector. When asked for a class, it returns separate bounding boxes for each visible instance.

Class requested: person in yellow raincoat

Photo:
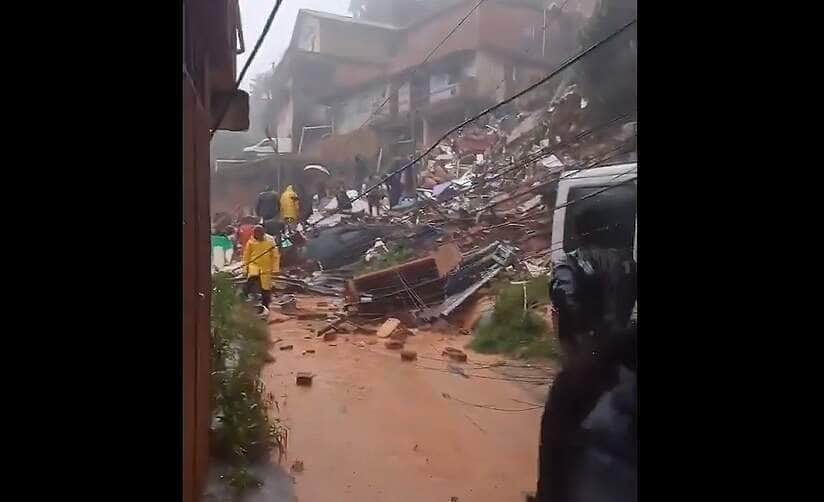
[280,185,300,230]
[243,225,280,316]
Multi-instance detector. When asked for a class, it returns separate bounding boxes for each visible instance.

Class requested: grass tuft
[470,276,560,360]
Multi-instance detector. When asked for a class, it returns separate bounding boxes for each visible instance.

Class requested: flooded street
[262,296,555,502]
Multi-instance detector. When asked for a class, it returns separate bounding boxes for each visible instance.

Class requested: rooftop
[298,8,402,31]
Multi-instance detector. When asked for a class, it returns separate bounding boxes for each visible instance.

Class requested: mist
[237,0,351,91]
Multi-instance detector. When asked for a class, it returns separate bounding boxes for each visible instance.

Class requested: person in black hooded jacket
[549,184,636,358]
[535,325,637,502]
[255,185,279,222]
[534,184,637,502]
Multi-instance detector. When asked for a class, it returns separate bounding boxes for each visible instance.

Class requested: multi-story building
[262,0,590,171]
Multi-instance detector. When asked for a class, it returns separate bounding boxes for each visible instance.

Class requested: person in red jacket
[236,216,258,254]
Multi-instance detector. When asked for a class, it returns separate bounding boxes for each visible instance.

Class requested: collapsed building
[216,0,636,325]
[212,1,605,215]
[263,0,592,165]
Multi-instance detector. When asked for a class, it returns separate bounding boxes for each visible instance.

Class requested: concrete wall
[479,2,544,60]
[333,83,390,134]
[317,18,395,62]
[332,61,386,90]
[390,6,480,72]
[476,51,507,101]
[275,88,293,139]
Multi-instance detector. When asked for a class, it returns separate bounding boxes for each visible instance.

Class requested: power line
[210,0,285,139]
[428,135,636,216]
[352,0,488,136]
[350,17,638,203]
[441,392,544,412]
[472,155,636,215]
[435,111,635,206]
[487,0,573,101]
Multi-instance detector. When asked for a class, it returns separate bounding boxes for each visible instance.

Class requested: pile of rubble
[225,84,634,336]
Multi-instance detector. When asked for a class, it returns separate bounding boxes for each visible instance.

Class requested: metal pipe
[542,7,547,57]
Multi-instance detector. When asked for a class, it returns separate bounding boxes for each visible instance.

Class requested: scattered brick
[296,373,313,386]
[377,318,401,338]
[385,340,404,350]
[442,347,467,362]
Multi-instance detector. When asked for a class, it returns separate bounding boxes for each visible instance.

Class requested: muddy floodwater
[258,295,555,502]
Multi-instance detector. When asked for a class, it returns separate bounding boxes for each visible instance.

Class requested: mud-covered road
[261,295,555,502]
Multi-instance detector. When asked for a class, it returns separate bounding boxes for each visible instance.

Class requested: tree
[574,0,637,124]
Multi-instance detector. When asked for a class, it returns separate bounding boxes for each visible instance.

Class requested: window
[563,182,636,252]
[299,19,320,52]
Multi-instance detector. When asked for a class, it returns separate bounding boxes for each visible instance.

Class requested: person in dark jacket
[403,153,419,197]
[255,185,279,222]
[549,186,636,358]
[535,186,637,502]
[535,326,637,502]
[366,175,385,216]
[336,187,353,211]
[354,154,367,190]
[386,157,406,209]
[292,183,314,223]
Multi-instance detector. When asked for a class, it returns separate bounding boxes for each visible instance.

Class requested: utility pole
[408,106,419,195]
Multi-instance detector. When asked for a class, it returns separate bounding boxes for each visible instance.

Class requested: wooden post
[183,75,212,502]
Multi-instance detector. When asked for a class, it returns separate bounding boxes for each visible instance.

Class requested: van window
[563,182,636,253]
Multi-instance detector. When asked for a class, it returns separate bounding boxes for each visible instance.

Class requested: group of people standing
[362,154,418,216]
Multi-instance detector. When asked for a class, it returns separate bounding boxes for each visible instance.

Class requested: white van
[550,163,637,263]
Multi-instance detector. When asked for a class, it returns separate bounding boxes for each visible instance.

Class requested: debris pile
[217,82,635,337]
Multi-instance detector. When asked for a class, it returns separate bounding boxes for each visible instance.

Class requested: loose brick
[385,340,404,350]
[377,318,401,338]
[442,347,467,362]
[296,372,313,386]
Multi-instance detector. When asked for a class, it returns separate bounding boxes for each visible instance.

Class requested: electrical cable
[349,17,637,203]
[210,0,286,138]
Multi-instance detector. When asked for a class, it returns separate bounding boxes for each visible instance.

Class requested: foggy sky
[237,0,350,90]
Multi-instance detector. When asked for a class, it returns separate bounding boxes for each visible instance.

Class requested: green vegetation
[470,276,560,360]
[210,272,287,495]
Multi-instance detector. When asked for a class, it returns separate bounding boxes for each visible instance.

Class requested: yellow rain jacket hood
[243,234,279,290]
[280,185,300,221]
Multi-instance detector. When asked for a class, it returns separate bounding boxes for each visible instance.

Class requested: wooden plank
[193,73,212,502]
